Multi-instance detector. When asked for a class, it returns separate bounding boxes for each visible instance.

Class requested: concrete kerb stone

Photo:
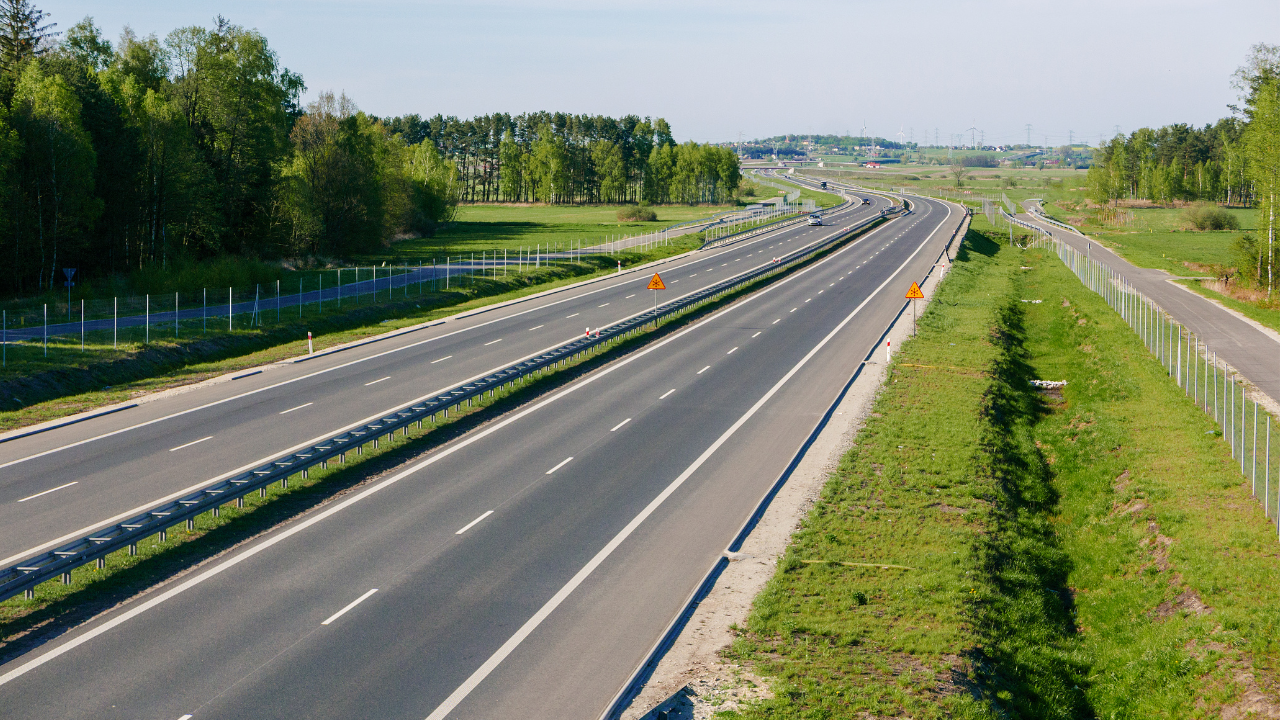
[618,208,968,719]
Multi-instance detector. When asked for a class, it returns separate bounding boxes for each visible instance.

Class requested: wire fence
[1029,226,1278,537]
[0,236,693,366]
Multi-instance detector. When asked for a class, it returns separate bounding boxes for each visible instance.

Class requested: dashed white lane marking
[772,318,780,324]
[805,298,812,303]
[751,331,761,338]
[484,339,503,346]
[17,482,78,503]
[727,347,738,355]
[625,294,636,299]
[364,377,391,386]
[610,418,631,432]
[431,355,452,363]
[528,325,544,331]
[169,436,213,452]
[790,308,797,313]
[697,366,710,374]
[321,588,379,625]
[279,403,313,415]
[566,313,580,318]
[598,303,609,307]
[659,389,676,399]
[545,457,574,475]
[455,510,494,535]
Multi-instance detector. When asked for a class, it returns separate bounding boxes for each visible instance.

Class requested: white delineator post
[886,339,891,363]
[308,331,314,354]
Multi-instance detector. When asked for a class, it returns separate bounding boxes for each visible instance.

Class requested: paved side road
[1019,205,1280,408]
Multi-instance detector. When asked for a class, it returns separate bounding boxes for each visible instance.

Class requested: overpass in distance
[0,184,965,719]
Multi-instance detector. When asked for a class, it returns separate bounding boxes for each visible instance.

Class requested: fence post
[114,297,117,348]
[229,287,232,332]
[81,299,84,350]
[43,303,47,356]
[145,295,149,344]
[175,292,179,337]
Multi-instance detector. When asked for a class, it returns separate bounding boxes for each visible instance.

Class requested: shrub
[616,205,657,222]
[1183,202,1239,231]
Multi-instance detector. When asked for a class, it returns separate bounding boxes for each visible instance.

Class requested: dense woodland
[0,3,740,297]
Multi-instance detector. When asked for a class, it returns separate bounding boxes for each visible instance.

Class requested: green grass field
[1091,230,1242,277]
[722,216,1280,718]
[744,173,844,208]
[356,203,732,265]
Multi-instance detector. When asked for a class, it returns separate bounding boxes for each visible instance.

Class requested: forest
[0,2,740,297]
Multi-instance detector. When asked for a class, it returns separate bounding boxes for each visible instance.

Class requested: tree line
[380,112,741,206]
[0,3,739,297]
[1087,42,1279,296]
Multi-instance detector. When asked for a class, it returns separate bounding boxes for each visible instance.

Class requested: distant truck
[820,181,827,189]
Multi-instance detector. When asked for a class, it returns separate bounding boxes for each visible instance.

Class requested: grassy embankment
[722,217,1280,718]
[0,226,712,431]
[0,209,894,666]
[745,173,845,208]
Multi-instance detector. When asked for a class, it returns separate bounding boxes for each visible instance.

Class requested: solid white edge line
[16,482,78,503]
[168,437,213,453]
[0,200,913,688]
[455,510,494,535]
[0,217,815,470]
[278,403,313,415]
[421,200,953,720]
[609,419,631,432]
[545,457,574,475]
[320,588,379,626]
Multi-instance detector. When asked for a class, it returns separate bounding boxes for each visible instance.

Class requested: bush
[1183,203,1240,231]
[616,205,657,222]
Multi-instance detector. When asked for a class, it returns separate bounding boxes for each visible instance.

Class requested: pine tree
[0,0,57,75]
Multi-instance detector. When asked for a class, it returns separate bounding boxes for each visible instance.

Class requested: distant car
[820,181,827,189]
[807,214,823,226]
[862,198,872,205]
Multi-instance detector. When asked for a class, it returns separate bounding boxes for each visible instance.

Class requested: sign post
[63,268,76,321]
[647,273,666,327]
[906,281,925,334]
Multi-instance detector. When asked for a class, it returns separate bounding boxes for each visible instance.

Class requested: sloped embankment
[722,218,1280,718]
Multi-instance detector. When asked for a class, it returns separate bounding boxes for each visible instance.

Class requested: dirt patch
[1113,469,1131,494]
[1154,589,1212,619]
[1113,499,1146,517]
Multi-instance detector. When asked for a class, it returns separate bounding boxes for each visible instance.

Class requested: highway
[1019,202,1280,406]
[0,194,883,567]
[0,194,963,718]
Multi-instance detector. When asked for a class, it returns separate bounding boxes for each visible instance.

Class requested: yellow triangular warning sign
[647,273,666,290]
[905,282,924,300]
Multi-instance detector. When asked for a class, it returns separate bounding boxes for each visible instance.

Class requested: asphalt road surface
[0,195,963,718]
[1020,203,1280,406]
[0,194,884,566]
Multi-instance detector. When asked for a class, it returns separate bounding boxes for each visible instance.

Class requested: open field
[1091,231,1242,277]
[355,203,732,265]
[745,173,844,208]
[721,216,1280,718]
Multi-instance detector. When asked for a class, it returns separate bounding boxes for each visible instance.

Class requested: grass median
[0,214,891,668]
[722,217,1280,718]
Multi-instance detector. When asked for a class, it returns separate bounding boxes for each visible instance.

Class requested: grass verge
[721,216,1280,718]
[0,215,890,665]
[1177,279,1280,335]
[0,236,707,431]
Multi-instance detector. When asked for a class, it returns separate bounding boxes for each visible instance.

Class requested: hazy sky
[43,0,1280,146]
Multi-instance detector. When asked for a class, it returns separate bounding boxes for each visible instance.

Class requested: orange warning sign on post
[647,273,666,290]
[905,282,924,299]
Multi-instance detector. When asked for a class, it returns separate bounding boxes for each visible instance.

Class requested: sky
[42,0,1280,147]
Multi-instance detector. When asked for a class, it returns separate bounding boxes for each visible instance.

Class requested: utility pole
[1025,123,1032,147]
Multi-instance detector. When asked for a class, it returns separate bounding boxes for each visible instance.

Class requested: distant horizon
[40,0,1279,146]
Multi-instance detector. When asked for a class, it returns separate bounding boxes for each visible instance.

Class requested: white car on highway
[807,214,823,226]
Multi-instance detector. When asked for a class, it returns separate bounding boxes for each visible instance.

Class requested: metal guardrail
[0,204,904,604]
[699,193,860,251]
